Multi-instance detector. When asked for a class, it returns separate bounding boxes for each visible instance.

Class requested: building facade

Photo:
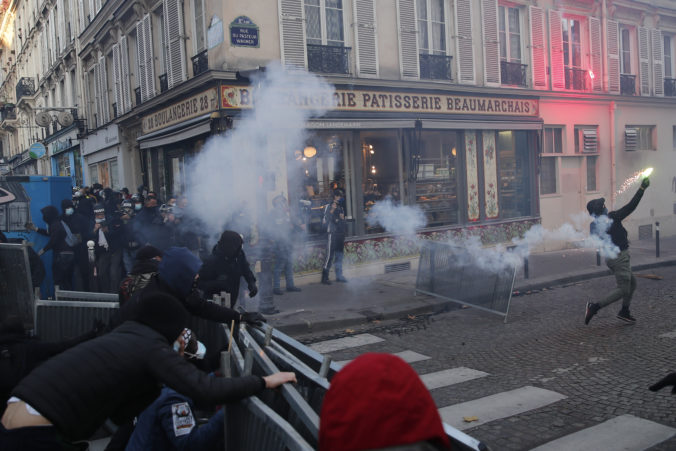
[0,0,674,273]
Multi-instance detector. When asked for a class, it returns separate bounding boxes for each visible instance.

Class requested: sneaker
[260,307,280,315]
[616,308,636,323]
[336,276,348,283]
[286,286,302,292]
[585,302,600,325]
[273,289,284,295]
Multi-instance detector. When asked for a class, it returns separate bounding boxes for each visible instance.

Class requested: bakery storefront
[227,85,543,273]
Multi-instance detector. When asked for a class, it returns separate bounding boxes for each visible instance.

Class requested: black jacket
[11,321,264,442]
[593,188,645,251]
[36,206,72,254]
[199,247,256,299]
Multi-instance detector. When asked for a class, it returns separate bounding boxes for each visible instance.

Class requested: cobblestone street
[295,266,676,450]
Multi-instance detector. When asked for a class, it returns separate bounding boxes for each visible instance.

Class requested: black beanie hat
[134,293,188,343]
[136,245,163,261]
[586,198,605,216]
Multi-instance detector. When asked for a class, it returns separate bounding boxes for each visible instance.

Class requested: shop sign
[221,86,539,117]
[229,16,259,48]
[49,137,76,156]
[28,142,46,159]
[81,124,119,156]
[142,88,218,134]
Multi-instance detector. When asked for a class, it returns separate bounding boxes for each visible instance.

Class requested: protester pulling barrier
[416,241,516,322]
[34,299,119,341]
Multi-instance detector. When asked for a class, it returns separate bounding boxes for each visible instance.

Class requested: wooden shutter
[88,0,94,22]
[164,0,187,88]
[529,6,546,90]
[57,0,65,52]
[589,17,602,92]
[353,0,378,77]
[78,0,85,34]
[481,0,500,86]
[99,55,110,123]
[396,0,418,79]
[548,10,564,90]
[454,0,474,84]
[93,62,102,126]
[607,20,620,94]
[136,20,148,103]
[112,43,122,116]
[652,29,664,97]
[638,27,650,95]
[278,0,307,70]
[120,36,132,112]
[143,14,156,100]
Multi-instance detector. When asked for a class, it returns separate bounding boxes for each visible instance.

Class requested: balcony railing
[135,87,141,106]
[192,50,208,76]
[620,74,636,95]
[565,67,588,90]
[420,54,453,81]
[665,78,676,97]
[16,77,36,101]
[307,44,351,75]
[500,60,527,87]
[159,74,168,93]
[1,107,17,122]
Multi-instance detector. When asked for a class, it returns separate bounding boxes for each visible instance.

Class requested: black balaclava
[586,198,606,216]
[216,230,243,258]
[134,292,188,343]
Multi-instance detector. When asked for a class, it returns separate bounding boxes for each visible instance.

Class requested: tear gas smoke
[183,64,334,246]
[366,198,426,239]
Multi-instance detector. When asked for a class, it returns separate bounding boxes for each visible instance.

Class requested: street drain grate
[384,262,411,273]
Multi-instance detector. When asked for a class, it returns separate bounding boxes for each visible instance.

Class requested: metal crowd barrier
[0,242,35,327]
[34,299,119,341]
[55,288,119,302]
[416,240,516,322]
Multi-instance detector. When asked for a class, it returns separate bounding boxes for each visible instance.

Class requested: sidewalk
[256,235,676,335]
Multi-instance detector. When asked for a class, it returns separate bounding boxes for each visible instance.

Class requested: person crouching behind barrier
[0,293,296,451]
[584,176,650,325]
[320,353,451,451]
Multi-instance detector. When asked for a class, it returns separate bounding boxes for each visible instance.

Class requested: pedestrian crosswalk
[309,334,676,450]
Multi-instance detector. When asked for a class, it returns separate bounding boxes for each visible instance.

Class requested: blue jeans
[273,246,296,290]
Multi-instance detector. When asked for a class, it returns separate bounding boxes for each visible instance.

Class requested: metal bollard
[656,221,660,258]
[596,249,601,266]
[319,356,332,379]
[523,256,529,279]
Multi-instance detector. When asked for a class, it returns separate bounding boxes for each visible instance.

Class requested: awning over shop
[138,113,213,149]
[421,119,543,130]
[303,118,543,131]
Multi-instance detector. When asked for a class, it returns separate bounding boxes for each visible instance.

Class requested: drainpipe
[610,100,616,208]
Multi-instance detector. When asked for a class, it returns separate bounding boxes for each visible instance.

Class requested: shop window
[88,158,120,190]
[414,130,459,227]
[540,156,557,195]
[362,132,402,234]
[289,133,349,237]
[586,155,598,191]
[56,153,70,177]
[497,130,532,218]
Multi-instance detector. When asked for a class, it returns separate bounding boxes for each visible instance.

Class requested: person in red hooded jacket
[319,353,451,451]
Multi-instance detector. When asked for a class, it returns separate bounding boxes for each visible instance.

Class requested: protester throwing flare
[584,175,650,325]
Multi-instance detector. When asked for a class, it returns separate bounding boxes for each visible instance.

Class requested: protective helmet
[93,203,106,214]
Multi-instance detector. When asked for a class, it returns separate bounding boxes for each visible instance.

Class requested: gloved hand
[649,372,676,394]
[641,177,650,189]
[248,284,258,298]
[241,312,266,327]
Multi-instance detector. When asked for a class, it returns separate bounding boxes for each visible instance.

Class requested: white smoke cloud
[366,197,427,239]
[182,64,334,245]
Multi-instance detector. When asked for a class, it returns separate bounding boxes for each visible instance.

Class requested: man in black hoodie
[0,293,296,450]
[27,205,74,290]
[61,199,90,291]
[584,176,650,325]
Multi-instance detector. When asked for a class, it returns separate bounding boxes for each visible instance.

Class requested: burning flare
[642,167,653,178]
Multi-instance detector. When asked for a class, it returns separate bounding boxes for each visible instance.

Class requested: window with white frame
[665,35,674,78]
[417,0,446,56]
[586,155,598,191]
[620,27,632,74]
[625,125,655,151]
[305,0,344,47]
[543,127,563,154]
[498,5,521,63]
[540,127,562,195]
[562,16,584,89]
[193,0,206,52]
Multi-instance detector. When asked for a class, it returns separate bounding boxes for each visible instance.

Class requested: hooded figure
[60,198,90,291]
[198,231,258,308]
[319,353,451,451]
[31,205,74,290]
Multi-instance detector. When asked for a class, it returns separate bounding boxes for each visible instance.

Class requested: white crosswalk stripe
[309,333,384,353]
[658,330,676,339]
[530,414,676,451]
[421,367,489,390]
[438,386,567,430]
[334,349,431,369]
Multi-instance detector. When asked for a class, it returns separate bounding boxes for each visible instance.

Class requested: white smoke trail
[182,64,334,245]
[365,197,426,239]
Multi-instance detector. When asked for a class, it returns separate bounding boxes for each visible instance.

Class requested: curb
[275,259,676,335]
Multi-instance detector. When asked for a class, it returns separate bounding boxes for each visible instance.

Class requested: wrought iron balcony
[159,74,168,93]
[620,74,636,95]
[16,77,36,101]
[500,61,527,87]
[135,87,141,106]
[192,50,208,76]
[307,44,351,75]
[664,78,676,97]
[1,107,17,122]
[419,54,453,81]
[565,67,588,90]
